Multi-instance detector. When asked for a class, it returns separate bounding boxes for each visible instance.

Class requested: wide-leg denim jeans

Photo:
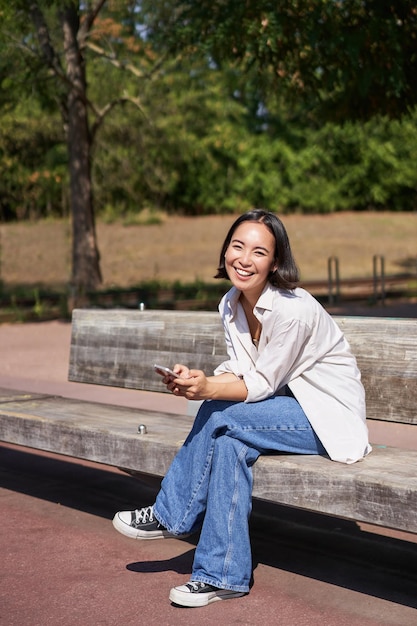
[153,395,325,593]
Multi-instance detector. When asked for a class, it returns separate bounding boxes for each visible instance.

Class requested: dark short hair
[214,209,300,289]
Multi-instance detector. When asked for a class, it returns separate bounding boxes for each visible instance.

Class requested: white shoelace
[186,582,209,592]
[133,505,154,524]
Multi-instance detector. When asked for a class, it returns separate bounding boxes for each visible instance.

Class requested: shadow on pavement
[1,443,416,611]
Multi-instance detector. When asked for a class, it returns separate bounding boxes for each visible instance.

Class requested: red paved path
[1,306,417,625]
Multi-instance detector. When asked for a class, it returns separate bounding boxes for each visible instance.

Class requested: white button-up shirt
[214,284,371,464]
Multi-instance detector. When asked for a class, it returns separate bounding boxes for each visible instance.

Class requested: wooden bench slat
[0,388,52,404]
[336,317,417,424]
[254,448,417,532]
[69,310,417,425]
[1,394,415,533]
[69,310,228,394]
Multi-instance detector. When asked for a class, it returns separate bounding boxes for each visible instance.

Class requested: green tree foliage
[0,102,66,221]
[142,0,417,120]
[91,51,417,215]
[1,0,417,239]
[2,61,417,218]
[92,58,250,215]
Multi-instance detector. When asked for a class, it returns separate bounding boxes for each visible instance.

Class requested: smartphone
[154,364,180,379]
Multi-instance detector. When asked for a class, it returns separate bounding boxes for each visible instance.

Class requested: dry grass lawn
[1,212,416,289]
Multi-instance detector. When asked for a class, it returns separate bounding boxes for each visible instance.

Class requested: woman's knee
[194,399,238,430]
[212,434,259,480]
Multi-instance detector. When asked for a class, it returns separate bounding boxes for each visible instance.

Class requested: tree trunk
[60,5,102,306]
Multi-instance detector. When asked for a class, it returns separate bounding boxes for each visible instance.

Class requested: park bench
[0,309,416,535]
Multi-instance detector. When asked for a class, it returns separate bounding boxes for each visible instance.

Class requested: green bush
[2,84,417,220]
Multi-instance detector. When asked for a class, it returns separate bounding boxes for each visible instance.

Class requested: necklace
[252,323,261,347]
[239,294,262,347]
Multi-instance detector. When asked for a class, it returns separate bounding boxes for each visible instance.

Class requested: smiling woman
[225,221,277,304]
[215,209,299,293]
[112,208,371,608]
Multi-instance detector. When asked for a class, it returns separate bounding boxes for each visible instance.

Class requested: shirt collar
[254,283,275,313]
[224,283,276,319]
[224,286,240,320]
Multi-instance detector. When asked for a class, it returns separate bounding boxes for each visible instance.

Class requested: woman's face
[224,221,277,302]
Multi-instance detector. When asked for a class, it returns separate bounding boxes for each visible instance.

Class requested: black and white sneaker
[112,505,185,540]
[169,581,246,607]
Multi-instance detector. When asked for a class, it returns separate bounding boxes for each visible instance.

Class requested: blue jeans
[154,395,325,593]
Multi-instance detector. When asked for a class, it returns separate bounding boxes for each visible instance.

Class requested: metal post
[373,255,385,305]
[327,256,340,305]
